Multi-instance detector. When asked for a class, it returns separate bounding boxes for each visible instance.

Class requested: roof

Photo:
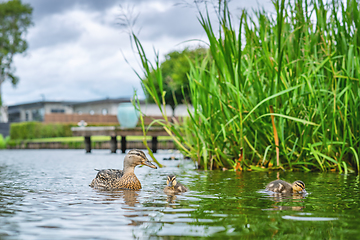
[8,101,79,110]
[7,98,145,109]
[69,97,136,106]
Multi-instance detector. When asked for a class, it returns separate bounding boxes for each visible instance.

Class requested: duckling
[90,149,157,190]
[265,180,306,194]
[164,175,188,194]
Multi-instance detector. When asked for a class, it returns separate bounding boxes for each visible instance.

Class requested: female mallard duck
[90,149,157,190]
[164,175,188,194]
[265,180,306,194]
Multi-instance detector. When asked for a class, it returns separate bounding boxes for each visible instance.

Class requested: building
[6,98,134,123]
[0,98,189,137]
[4,97,187,123]
[7,101,76,122]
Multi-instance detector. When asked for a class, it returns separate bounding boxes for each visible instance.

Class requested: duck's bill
[299,189,307,194]
[143,159,157,169]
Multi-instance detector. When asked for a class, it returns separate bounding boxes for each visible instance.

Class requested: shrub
[9,122,120,140]
[0,134,10,149]
[10,122,75,139]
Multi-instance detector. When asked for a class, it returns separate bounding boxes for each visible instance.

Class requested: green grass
[133,0,360,173]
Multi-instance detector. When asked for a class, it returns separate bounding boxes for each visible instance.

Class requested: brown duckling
[265,180,306,194]
[90,149,157,190]
[164,175,188,194]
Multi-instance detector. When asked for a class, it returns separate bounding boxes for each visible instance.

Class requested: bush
[0,134,10,149]
[9,122,120,140]
[10,122,74,140]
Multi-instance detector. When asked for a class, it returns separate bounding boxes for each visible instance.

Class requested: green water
[0,150,359,239]
[171,171,360,239]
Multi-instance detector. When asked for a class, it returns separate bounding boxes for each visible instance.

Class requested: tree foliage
[0,0,33,105]
[141,47,208,111]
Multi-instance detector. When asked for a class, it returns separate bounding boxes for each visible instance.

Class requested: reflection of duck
[268,205,305,211]
[266,180,306,194]
[95,190,139,207]
[90,149,157,190]
[164,175,188,194]
[166,194,177,203]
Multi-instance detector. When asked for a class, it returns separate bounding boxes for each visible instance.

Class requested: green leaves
[0,0,33,105]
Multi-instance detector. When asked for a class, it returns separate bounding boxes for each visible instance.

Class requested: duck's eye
[294,182,305,190]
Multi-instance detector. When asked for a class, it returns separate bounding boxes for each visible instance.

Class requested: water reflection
[94,189,139,207]
[165,193,177,204]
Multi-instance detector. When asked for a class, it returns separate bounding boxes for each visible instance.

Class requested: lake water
[0,149,359,239]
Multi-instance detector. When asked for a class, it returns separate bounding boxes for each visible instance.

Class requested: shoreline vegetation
[134,0,360,173]
[3,135,174,150]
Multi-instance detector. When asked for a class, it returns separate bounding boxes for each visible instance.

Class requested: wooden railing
[71,126,170,153]
[44,113,178,125]
[44,113,118,124]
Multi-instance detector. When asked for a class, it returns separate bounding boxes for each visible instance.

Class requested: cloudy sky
[2,0,272,106]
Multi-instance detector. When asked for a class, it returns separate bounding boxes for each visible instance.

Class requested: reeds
[133,0,360,172]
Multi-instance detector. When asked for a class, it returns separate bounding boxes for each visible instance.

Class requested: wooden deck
[71,126,169,153]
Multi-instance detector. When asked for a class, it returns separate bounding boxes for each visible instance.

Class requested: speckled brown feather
[90,169,124,189]
[164,182,188,193]
[90,149,157,191]
[112,173,142,190]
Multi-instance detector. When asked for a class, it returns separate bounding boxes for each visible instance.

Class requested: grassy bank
[134,0,360,173]
[6,135,174,150]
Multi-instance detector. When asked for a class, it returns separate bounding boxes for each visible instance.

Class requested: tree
[0,0,33,106]
[141,47,208,114]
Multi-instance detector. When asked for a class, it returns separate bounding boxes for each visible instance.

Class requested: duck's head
[166,175,177,187]
[124,149,157,169]
[292,180,306,194]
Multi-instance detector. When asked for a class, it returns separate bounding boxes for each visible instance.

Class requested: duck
[90,149,157,190]
[164,175,188,194]
[265,179,306,194]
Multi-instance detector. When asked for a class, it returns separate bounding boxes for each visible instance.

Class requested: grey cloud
[122,1,246,43]
[137,6,202,41]
[24,0,120,20]
[29,23,82,49]
[24,0,172,21]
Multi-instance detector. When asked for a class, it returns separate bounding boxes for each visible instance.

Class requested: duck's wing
[95,169,124,180]
[266,180,286,193]
[175,183,188,192]
[90,169,124,189]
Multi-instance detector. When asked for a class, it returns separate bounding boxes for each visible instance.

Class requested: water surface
[0,149,359,239]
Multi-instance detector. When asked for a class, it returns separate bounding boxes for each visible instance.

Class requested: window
[25,110,30,121]
[32,109,44,121]
[102,108,108,115]
[51,109,65,113]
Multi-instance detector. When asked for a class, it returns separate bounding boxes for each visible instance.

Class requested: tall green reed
[133,0,360,172]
